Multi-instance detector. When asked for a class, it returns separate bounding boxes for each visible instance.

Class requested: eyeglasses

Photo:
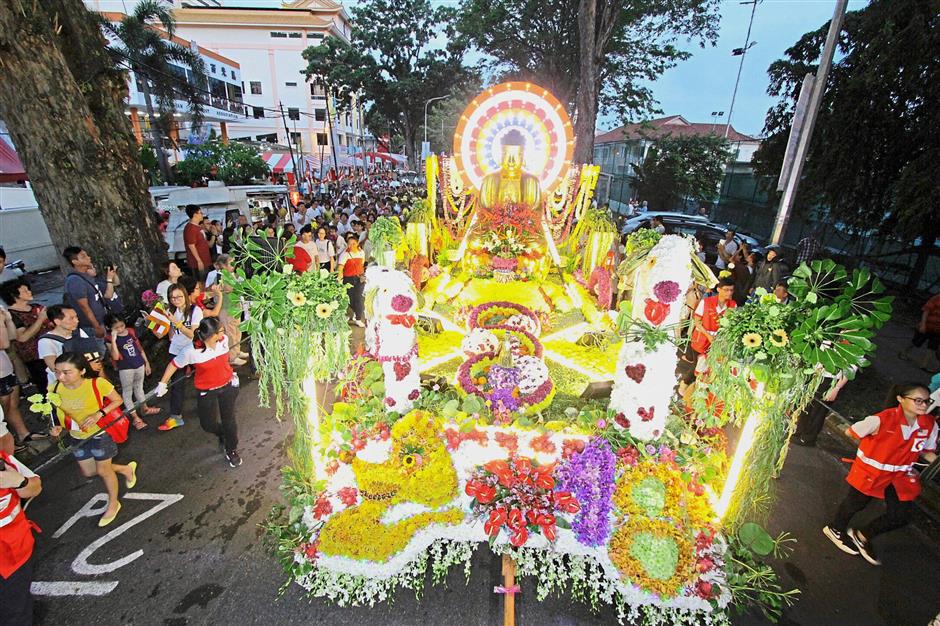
[903,396,930,406]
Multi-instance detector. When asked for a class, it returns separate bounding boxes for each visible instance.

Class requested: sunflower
[288,291,307,307]
[770,329,789,347]
[315,302,333,318]
[742,333,762,348]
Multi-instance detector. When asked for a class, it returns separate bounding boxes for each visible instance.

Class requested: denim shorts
[69,432,118,462]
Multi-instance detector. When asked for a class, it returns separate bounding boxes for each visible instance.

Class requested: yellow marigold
[288,291,307,307]
[742,333,762,348]
[770,329,789,347]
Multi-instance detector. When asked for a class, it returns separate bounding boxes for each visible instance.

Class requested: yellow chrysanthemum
[288,292,307,307]
[770,329,789,347]
[742,333,762,348]
[315,302,332,318]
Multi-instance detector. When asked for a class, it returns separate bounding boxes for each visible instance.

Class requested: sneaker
[226,449,242,468]
[823,526,859,555]
[157,416,185,431]
[847,528,880,565]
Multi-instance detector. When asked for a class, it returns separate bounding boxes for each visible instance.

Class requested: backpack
[39,330,106,362]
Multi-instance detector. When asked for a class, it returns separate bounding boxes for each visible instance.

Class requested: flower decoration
[608,517,696,598]
[467,301,541,336]
[556,438,616,547]
[316,302,333,318]
[769,329,789,347]
[742,333,762,348]
[461,328,499,356]
[288,291,307,307]
[652,280,680,304]
[140,289,159,307]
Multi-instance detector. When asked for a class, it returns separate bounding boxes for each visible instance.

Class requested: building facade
[593,115,763,213]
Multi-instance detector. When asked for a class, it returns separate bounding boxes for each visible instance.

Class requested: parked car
[621,212,764,266]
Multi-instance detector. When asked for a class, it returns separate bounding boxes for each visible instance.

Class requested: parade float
[228,82,891,625]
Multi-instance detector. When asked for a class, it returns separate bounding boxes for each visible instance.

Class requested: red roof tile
[595,115,759,144]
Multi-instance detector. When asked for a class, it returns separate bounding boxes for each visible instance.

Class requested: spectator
[179,276,222,319]
[158,284,203,431]
[752,245,788,294]
[1,308,46,452]
[729,245,754,306]
[37,305,97,390]
[106,314,156,431]
[314,226,336,272]
[49,352,137,527]
[823,383,937,565]
[773,280,794,305]
[338,233,366,327]
[0,248,17,284]
[0,425,42,625]
[1,279,54,394]
[156,317,243,468]
[793,367,851,447]
[899,293,940,371]
[714,230,738,271]
[336,213,352,237]
[650,216,666,235]
[183,204,212,280]
[62,246,121,341]
[795,231,822,265]
[156,261,183,305]
[210,255,247,367]
[304,201,322,226]
[690,277,737,370]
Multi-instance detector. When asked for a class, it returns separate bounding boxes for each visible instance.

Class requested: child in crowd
[179,276,222,318]
[156,261,183,305]
[105,314,157,430]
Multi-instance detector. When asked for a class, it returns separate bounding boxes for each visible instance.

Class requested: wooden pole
[501,554,516,626]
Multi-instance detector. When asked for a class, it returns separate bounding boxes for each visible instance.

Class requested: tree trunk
[574,0,598,165]
[0,0,166,311]
[140,72,173,184]
[402,117,418,171]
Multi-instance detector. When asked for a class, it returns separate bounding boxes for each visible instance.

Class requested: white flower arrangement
[461,328,499,356]
[515,355,550,395]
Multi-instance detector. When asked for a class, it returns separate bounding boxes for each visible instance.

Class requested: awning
[261,152,294,174]
[362,151,407,166]
[0,137,27,183]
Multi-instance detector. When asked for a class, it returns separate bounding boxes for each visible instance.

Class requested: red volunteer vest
[0,452,37,579]
[690,296,736,355]
[846,406,936,501]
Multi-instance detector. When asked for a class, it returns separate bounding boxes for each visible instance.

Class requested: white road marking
[52,493,109,539]
[30,581,120,596]
[71,492,184,576]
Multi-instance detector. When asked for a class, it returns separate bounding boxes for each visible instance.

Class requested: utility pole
[724,0,759,139]
[770,0,848,245]
[278,101,299,223]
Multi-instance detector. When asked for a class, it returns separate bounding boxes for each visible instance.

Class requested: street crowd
[0,185,938,625]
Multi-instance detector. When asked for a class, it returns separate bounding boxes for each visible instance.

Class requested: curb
[821,403,940,521]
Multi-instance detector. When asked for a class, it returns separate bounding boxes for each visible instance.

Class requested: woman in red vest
[0,435,42,625]
[338,233,367,328]
[824,383,938,565]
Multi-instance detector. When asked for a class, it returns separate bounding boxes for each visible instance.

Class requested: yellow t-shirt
[55,377,115,440]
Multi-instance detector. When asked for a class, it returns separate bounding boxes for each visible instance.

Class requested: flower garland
[455,353,556,417]
[556,437,617,547]
[467,301,541,336]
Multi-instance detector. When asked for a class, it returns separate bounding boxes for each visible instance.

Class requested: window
[270,31,288,38]
[290,132,301,145]
[287,108,300,121]
[337,134,344,146]
[316,132,328,146]
[309,33,324,41]
[288,32,302,39]
[253,106,264,119]
[256,133,278,142]
[314,108,326,122]
[250,81,262,95]
[285,81,297,87]
[310,83,326,98]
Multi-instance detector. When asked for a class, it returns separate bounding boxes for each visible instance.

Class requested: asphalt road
[22,378,940,626]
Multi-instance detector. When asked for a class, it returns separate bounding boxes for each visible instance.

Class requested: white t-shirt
[337,221,352,236]
[715,240,738,269]
[304,206,321,224]
[205,269,221,289]
[0,350,12,378]
[168,306,204,356]
[314,239,335,263]
[156,280,174,304]
[38,330,91,387]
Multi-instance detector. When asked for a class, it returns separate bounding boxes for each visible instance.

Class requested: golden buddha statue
[479,129,541,210]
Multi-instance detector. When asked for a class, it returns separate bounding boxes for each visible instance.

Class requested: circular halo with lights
[453,81,574,194]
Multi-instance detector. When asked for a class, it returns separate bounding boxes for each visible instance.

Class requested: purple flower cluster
[653,280,680,304]
[488,365,521,390]
[487,386,522,413]
[556,437,616,546]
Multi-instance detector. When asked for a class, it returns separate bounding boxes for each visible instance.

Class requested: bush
[176,140,270,186]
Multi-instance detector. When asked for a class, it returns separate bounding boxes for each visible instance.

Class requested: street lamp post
[423,94,451,163]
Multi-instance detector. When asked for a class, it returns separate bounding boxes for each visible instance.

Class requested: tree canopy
[175,141,270,186]
[631,134,731,212]
[457,0,720,162]
[302,0,473,169]
[753,0,940,286]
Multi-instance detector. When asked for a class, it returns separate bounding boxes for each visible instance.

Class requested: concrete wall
[0,186,58,270]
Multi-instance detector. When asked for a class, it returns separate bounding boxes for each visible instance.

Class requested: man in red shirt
[899,293,940,370]
[183,205,212,280]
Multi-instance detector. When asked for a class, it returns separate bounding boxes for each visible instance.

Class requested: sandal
[143,406,162,416]
[132,418,148,431]
[21,432,49,443]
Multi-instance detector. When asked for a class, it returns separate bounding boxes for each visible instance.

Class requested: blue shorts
[69,433,118,462]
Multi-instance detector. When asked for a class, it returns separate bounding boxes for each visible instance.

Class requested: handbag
[91,377,130,444]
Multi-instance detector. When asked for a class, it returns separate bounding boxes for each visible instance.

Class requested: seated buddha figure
[479,129,541,211]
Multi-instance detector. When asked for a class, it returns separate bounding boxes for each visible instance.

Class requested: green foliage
[456,0,720,122]
[630,134,732,211]
[138,144,160,183]
[753,0,940,285]
[726,524,800,623]
[404,199,435,224]
[175,140,270,186]
[368,216,405,255]
[302,0,474,166]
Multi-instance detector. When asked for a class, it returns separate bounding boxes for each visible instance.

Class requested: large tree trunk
[0,0,166,311]
[402,117,418,171]
[574,0,598,165]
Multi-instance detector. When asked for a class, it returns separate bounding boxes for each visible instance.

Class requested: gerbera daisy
[742,333,762,348]
[315,302,332,318]
[288,291,307,307]
[770,329,789,347]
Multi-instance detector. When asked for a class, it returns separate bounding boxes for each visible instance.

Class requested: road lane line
[31,581,120,596]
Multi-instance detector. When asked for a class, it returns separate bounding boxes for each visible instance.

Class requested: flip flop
[133,419,148,431]
[143,407,162,416]
[98,502,122,528]
[126,461,138,489]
